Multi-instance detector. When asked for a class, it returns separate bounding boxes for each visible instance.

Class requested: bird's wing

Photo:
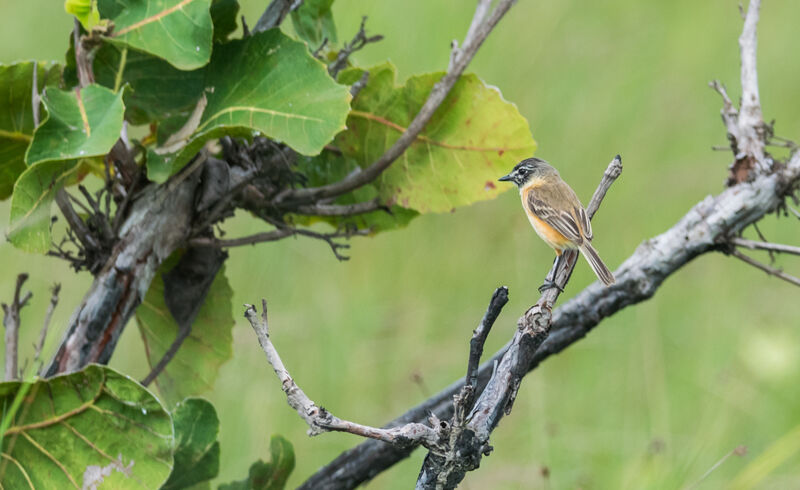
[526,182,590,244]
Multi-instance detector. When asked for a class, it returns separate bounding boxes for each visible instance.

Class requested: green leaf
[147,29,351,182]
[210,0,239,43]
[0,365,173,489]
[26,84,125,166]
[7,160,84,253]
[336,63,537,213]
[162,398,220,490]
[294,150,419,233]
[218,435,295,490]
[98,0,214,70]
[93,43,205,125]
[291,0,337,47]
[65,0,101,30]
[0,62,62,200]
[136,265,234,406]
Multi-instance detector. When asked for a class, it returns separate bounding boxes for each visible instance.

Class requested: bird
[498,157,615,290]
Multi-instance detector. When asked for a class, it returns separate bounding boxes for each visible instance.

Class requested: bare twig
[189,229,293,248]
[254,0,302,33]
[349,70,369,98]
[190,226,369,260]
[33,284,61,375]
[141,326,192,387]
[729,248,800,287]
[328,17,384,78]
[685,445,747,490]
[465,287,509,400]
[2,274,32,381]
[31,61,40,127]
[244,301,441,445]
[712,0,770,184]
[55,189,100,252]
[294,199,383,217]
[750,221,774,262]
[73,19,94,87]
[276,0,517,205]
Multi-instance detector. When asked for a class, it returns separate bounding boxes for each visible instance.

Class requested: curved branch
[276,0,517,205]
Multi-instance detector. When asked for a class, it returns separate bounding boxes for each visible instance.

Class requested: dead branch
[712,0,771,184]
[731,236,800,256]
[33,283,60,376]
[2,274,32,381]
[293,199,383,217]
[254,0,302,33]
[328,16,384,77]
[728,248,800,287]
[276,0,517,206]
[244,301,442,446]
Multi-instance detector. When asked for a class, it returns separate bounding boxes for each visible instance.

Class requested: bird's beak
[498,173,514,182]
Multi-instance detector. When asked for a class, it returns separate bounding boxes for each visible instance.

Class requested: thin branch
[738,0,762,131]
[140,325,191,387]
[685,445,747,490]
[33,283,61,376]
[729,248,800,287]
[254,0,302,33]
[276,0,517,205]
[2,274,32,381]
[55,189,100,252]
[465,287,508,397]
[293,199,383,216]
[190,226,369,260]
[328,17,384,78]
[244,301,441,445]
[189,229,293,248]
[31,61,40,127]
[73,19,94,87]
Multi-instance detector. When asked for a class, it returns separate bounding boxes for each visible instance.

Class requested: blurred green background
[2,1,800,488]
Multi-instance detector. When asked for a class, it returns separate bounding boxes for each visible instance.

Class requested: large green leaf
[93,43,205,125]
[0,62,61,200]
[218,435,294,490]
[162,398,219,490]
[291,0,337,47]
[7,160,84,253]
[136,265,234,406]
[98,0,214,70]
[294,150,419,233]
[26,84,125,166]
[147,28,351,182]
[0,365,173,488]
[336,63,536,213]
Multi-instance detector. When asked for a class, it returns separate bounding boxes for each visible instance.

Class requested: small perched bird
[499,157,615,290]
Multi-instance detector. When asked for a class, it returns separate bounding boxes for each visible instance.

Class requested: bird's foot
[538,278,564,294]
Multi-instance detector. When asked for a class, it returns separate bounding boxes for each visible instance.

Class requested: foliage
[0,365,173,488]
[218,436,295,490]
[0,0,538,485]
[163,398,221,489]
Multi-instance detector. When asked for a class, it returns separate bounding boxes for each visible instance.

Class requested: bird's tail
[578,242,615,286]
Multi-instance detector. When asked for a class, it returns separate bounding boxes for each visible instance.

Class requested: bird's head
[498,158,557,187]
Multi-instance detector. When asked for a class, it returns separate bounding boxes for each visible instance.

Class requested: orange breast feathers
[520,182,574,254]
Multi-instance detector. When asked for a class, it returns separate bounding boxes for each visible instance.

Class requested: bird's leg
[538,254,565,293]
